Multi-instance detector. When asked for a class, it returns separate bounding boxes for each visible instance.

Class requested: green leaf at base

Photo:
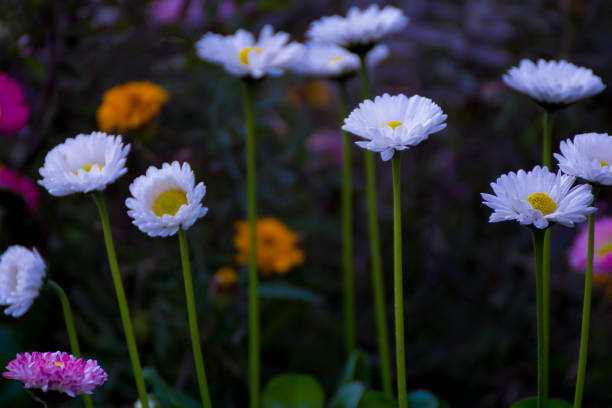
[357,391,397,408]
[262,374,325,408]
[509,397,572,408]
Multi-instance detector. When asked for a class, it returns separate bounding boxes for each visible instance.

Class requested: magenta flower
[0,73,29,137]
[569,217,612,275]
[3,352,108,398]
[0,165,40,212]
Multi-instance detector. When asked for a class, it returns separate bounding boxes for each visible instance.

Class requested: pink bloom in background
[0,73,29,137]
[148,0,205,26]
[569,216,612,275]
[0,165,40,212]
[306,128,343,170]
[3,352,108,397]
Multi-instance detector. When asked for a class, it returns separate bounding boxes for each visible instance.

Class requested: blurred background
[2,0,612,407]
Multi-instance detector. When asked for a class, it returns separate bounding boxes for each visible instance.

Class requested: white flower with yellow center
[291,43,389,78]
[0,246,46,318]
[38,132,130,196]
[555,133,612,186]
[342,93,447,161]
[126,162,207,237]
[306,4,408,53]
[481,166,596,229]
[195,25,301,79]
[502,59,605,107]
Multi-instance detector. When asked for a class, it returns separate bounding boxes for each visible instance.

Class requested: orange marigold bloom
[96,81,169,132]
[234,217,305,277]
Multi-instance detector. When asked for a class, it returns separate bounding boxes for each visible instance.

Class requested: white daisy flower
[38,132,130,196]
[291,43,389,78]
[126,162,208,237]
[195,25,301,79]
[342,93,447,161]
[555,133,612,186]
[502,59,605,107]
[0,246,46,318]
[481,166,596,229]
[306,4,408,53]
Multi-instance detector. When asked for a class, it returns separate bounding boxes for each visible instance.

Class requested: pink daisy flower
[3,351,108,398]
[569,216,612,275]
[0,72,30,137]
[0,165,40,212]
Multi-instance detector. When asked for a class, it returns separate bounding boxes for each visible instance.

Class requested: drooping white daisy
[126,162,208,237]
[38,132,130,196]
[481,166,596,229]
[555,133,612,186]
[0,246,46,318]
[502,59,605,107]
[195,25,302,79]
[291,43,389,78]
[306,4,408,53]
[342,93,447,161]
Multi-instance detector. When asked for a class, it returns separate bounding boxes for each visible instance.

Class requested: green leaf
[262,374,325,408]
[406,390,439,408]
[339,350,371,388]
[329,382,365,408]
[258,282,323,304]
[357,391,397,408]
[142,367,199,408]
[510,397,572,408]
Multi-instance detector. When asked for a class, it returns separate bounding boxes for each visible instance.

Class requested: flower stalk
[532,227,547,408]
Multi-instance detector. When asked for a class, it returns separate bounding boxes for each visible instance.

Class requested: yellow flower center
[153,190,187,217]
[598,242,612,257]
[600,160,609,167]
[328,56,344,65]
[526,192,557,215]
[383,121,403,130]
[74,163,103,175]
[239,47,262,65]
[54,362,64,368]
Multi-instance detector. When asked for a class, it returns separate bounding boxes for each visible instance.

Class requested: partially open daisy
[482,166,596,229]
[195,25,301,79]
[3,351,107,399]
[342,93,447,161]
[38,132,130,196]
[126,161,207,237]
[502,59,605,108]
[306,4,408,54]
[555,133,612,186]
[0,246,46,318]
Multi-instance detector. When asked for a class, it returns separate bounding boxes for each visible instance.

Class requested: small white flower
[195,25,301,79]
[555,133,612,186]
[502,59,605,106]
[306,4,408,52]
[342,93,447,161]
[481,166,596,229]
[126,162,208,237]
[38,132,130,196]
[291,43,389,78]
[0,246,46,318]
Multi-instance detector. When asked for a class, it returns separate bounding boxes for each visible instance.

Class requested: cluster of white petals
[555,133,612,186]
[0,246,46,318]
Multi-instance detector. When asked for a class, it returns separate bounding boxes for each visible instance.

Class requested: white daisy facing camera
[38,132,130,196]
[126,161,208,237]
[0,246,46,318]
[481,166,596,229]
[342,93,447,161]
[555,133,612,186]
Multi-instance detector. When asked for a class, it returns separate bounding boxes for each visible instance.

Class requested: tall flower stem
[532,228,547,408]
[92,191,149,408]
[242,79,260,408]
[178,228,212,408]
[573,189,599,408]
[391,154,407,408]
[47,280,94,408]
[338,79,356,357]
[358,53,392,396]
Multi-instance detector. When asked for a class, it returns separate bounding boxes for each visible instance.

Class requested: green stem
[573,190,599,408]
[47,280,94,408]
[243,79,260,408]
[392,154,407,408]
[532,228,547,408]
[338,79,356,357]
[358,52,392,396]
[178,228,212,408]
[92,191,149,408]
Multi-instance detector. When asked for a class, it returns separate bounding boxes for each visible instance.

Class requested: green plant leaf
[262,374,325,408]
[329,381,365,408]
[339,350,371,388]
[406,390,440,408]
[510,397,572,408]
[258,282,323,304]
[142,367,199,408]
[357,391,397,408]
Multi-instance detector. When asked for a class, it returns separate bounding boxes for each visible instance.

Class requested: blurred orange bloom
[96,81,169,132]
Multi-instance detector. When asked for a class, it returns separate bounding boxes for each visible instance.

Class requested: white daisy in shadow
[0,246,46,318]
[555,133,612,187]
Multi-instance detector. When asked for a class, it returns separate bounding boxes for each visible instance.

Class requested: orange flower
[234,217,305,277]
[96,81,169,132]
